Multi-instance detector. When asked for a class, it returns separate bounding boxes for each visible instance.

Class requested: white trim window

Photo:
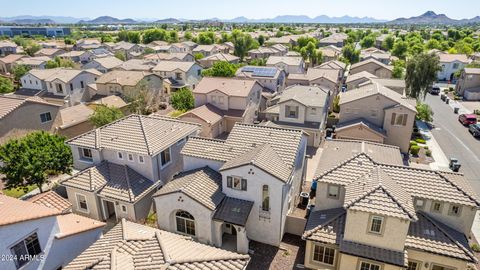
[138,155,145,163]
[407,261,419,270]
[10,232,42,269]
[40,112,52,123]
[76,193,88,212]
[120,205,128,214]
[127,153,134,162]
[117,152,124,160]
[79,148,93,162]
[369,216,384,234]
[327,184,340,199]
[227,176,247,191]
[175,210,195,236]
[390,113,408,126]
[312,244,335,265]
[359,261,381,270]
[160,148,171,167]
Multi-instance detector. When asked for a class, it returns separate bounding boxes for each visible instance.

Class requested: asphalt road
[424,94,480,194]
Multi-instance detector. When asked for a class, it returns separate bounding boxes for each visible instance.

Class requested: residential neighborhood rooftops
[274,85,330,108]
[313,60,347,71]
[288,68,339,84]
[27,68,101,83]
[0,194,60,226]
[89,56,124,69]
[193,77,260,97]
[438,53,470,63]
[0,95,60,120]
[350,58,394,71]
[27,190,72,213]
[64,219,250,270]
[152,60,197,72]
[96,70,157,86]
[267,55,303,66]
[179,104,224,125]
[200,52,239,62]
[55,213,105,239]
[144,52,192,61]
[68,114,200,156]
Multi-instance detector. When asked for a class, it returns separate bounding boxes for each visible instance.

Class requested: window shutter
[402,114,408,126]
[241,179,247,191]
[390,113,396,125]
[227,176,232,188]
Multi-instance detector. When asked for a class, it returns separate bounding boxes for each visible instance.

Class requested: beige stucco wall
[350,63,392,79]
[406,249,468,270]
[304,241,338,270]
[66,186,103,220]
[383,106,416,153]
[57,120,95,139]
[456,72,480,96]
[314,183,345,210]
[178,114,225,138]
[279,100,306,124]
[337,253,403,270]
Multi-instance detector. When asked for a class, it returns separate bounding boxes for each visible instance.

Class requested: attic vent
[319,214,327,219]
[358,160,363,165]
[424,229,435,236]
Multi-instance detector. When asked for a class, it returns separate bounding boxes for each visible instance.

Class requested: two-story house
[262,85,330,147]
[267,56,305,74]
[335,82,417,153]
[0,54,26,74]
[82,56,124,73]
[350,58,393,79]
[437,53,470,82]
[153,123,308,253]
[303,139,479,270]
[15,56,51,70]
[456,68,480,100]
[0,194,104,270]
[61,114,200,222]
[235,66,286,93]
[143,52,195,62]
[107,41,145,60]
[0,40,18,56]
[191,77,263,133]
[152,61,202,91]
[58,50,93,64]
[192,44,228,57]
[287,68,340,91]
[248,44,288,59]
[94,70,164,97]
[198,53,240,68]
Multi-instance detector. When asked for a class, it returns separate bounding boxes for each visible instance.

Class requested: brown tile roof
[64,219,250,270]
[267,56,303,66]
[144,52,192,61]
[346,71,377,84]
[193,77,260,98]
[55,213,105,239]
[0,54,25,64]
[62,161,160,203]
[152,61,197,72]
[154,167,225,210]
[303,208,345,244]
[288,68,339,84]
[200,53,239,62]
[0,95,60,120]
[274,85,330,108]
[67,114,200,156]
[350,58,394,72]
[313,60,346,71]
[91,56,124,69]
[34,48,63,56]
[27,190,72,213]
[178,104,224,125]
[59,104,94,129]
[438,54,470,63]
[0,194,60,226]
[96,70,157,86]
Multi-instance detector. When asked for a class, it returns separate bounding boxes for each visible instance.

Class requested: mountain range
[1,12,480,25]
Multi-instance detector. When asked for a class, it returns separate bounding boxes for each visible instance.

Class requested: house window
[10,233,42,269]
[117,152,124,160]
[56,83,63,93]
[359,261,381,270]
[414,198,424,210]
[390,113,408,126]
[175,210,195,236]
[127,153,134,162]
[175,72,182,80]
[431,201,443,213]
[70,83,73,91]
[212,96,217,104]
[453,63,459,69]
[120,205,127,213]
[407,261,419,270]
[138,155,145,163]
[227,176,247,191]
[76,194,88,212]
[310,108,317,115]
[160,148,171,167]
[218,96,225,105]
[80,148,93,162]
[262,185,270,211]
[448,204,462,216]
[285,105,298,118]
[327,184,340,199]
[312,244,335,265]
[369,216,384,234]
[40,112,52,123]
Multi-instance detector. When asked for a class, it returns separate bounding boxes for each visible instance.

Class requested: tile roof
[178,104,224,125]
[0,54,25,64]
[59,104,94,129]
[64,219,250,270]
[267,56,303,66]
[96,70,156,86]
[27,190,72,213]
[0,194,60,226]
[67,114,200,156]
[350,58,394,72]
[274,85,330,108]
[0,95,59,120]
[313,60,346,71]
[346,71,377,84]
[339,240,406,267]
[28,68,101,83]
[335,118,387,137]
[55,213,105,239]
[144,52,192,61]
[90,56,124,69]
[213,197,254,227]
[152,61,196,72]
[117,59,156,71]
[438,54,470,63]
[200,52,239,62]
[62,161,159,203]
[154,167,225,210]
[193,77,259,97]
[288,68,339,84]
[303,208,346,244]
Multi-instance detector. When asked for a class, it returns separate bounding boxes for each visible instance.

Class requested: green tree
[231,30,258,61]
[124,80,162,115]
[194,53,204,60]
[360,35,375,48]
[258,35,265,46]
[142,29,167,44]
[0,131,73,193]
[202,61,239,77]
[391,39,408,59]
[45,57,75,69]
[426,39,441,50]
[415,102,434,122]
[12,64,31,81]
[0,77,14,93]
[382,35,395,51]
[89,105,124,128]
[341,44,360,64]
[114,51,126,61]
[249,58,267,66]
[392,60,405,79]
[101,34,113,43]
[170,87,194,111]
[25,43,41,56]
[405,53,441,99]
[184,31,193,40]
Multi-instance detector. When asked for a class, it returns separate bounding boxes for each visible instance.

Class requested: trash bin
[454,107,460,114]
[441,94,446,101]
[446,98,450,104]
[305,204,315,218]
[449,158,461,172]
[300,192,309,207]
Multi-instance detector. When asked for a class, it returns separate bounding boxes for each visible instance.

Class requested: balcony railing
[259,206,271,220]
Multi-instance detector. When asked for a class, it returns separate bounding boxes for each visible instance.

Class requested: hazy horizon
[2,0,479,21]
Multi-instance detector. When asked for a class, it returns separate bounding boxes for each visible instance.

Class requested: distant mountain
[154,18,181,24]
[0,15,88,24]
[78,16,137,24]
[388,11,480,25]
[222,15,385,24]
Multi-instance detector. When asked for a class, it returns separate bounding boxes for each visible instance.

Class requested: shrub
[449,87,454,92]
[471,243,480,253]
[423,146,429,150]
[415,138,426,144]
[410,145,421,156]
[410,141,418,147]
[425,150,432,157]
[474,109,480,115]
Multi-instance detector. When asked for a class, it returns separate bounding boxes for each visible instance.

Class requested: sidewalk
[415,120,450,171]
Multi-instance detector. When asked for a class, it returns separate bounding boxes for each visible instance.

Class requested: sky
[2,0,480,20]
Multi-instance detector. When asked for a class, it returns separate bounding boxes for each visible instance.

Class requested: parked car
[428,86,441,95]
[458,114,478,126]
[469,124,480,137]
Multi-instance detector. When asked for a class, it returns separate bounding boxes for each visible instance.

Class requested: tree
[202,61,239,77]
[382,35,395,51]
[258,35,265,46]
[405,53,441,99]
[0,77,14,93]
[12,64,30,81]
[416,102,434,122]
[45,57,75,69]
[392,60,405,79]
[332,95,340,113]
[194,53,204,60]
[170,87,194,111]
[0,131,72,193]
[231,30,258,61]
[89,105,124,128]
[184,31,193,40]
[101,34,113,43]
[392,39,408,59]
[341,44,360,64]
[25,43,41,56]
[114,51,126,61]
[360,35,375,48]
[300,41,321,67]
[142,29,167,44]
[124,80,163,115]
[249,58,267,66]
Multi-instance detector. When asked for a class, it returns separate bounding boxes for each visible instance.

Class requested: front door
[103,200,116,221]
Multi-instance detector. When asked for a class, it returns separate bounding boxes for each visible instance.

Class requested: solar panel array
[242,66,277,78]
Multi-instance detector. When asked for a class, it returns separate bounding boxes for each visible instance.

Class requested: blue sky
[2,0,479,20]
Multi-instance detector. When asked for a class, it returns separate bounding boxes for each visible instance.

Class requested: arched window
[262,185,270,211]
[175,210,195,236]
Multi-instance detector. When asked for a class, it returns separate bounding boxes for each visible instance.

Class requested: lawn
[168,110,186,118]
[2,184,37,198]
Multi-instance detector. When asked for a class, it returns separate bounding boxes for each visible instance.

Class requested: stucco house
[267,56,305,74]
[0,54,26,74]
[318,46,342,62]
[63,219,250,269]
[58,50,93,64]
[154,123,307,253]
[15,56,50,70]
[94,70,164,97]
[313,60,347,80]
[192,44,228,57]
[262,85,330,147]
[303,139,479,270]
[0,40,18,56]
[346,71,378,90]
[82,56,124,73]
[34,48,66,58]
[143,52,195,62]
[198,53,240,68]
[350,58,393,79]
[336,82,417,153]
[192,77,262,132]
[456,67,480,100]
[0,194,104,270]
[248,44,288,59]
[360,47,394,65]
[177,104,226,138]
[318,33,348,47]
[107,41,145,60]
[287,68,340,91]
[61,114,200,222]
[152,61,203,91]
[437,53,470,81]
[235,65,286,93]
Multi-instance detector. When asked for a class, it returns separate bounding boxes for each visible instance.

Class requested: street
[424,93,480,193]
